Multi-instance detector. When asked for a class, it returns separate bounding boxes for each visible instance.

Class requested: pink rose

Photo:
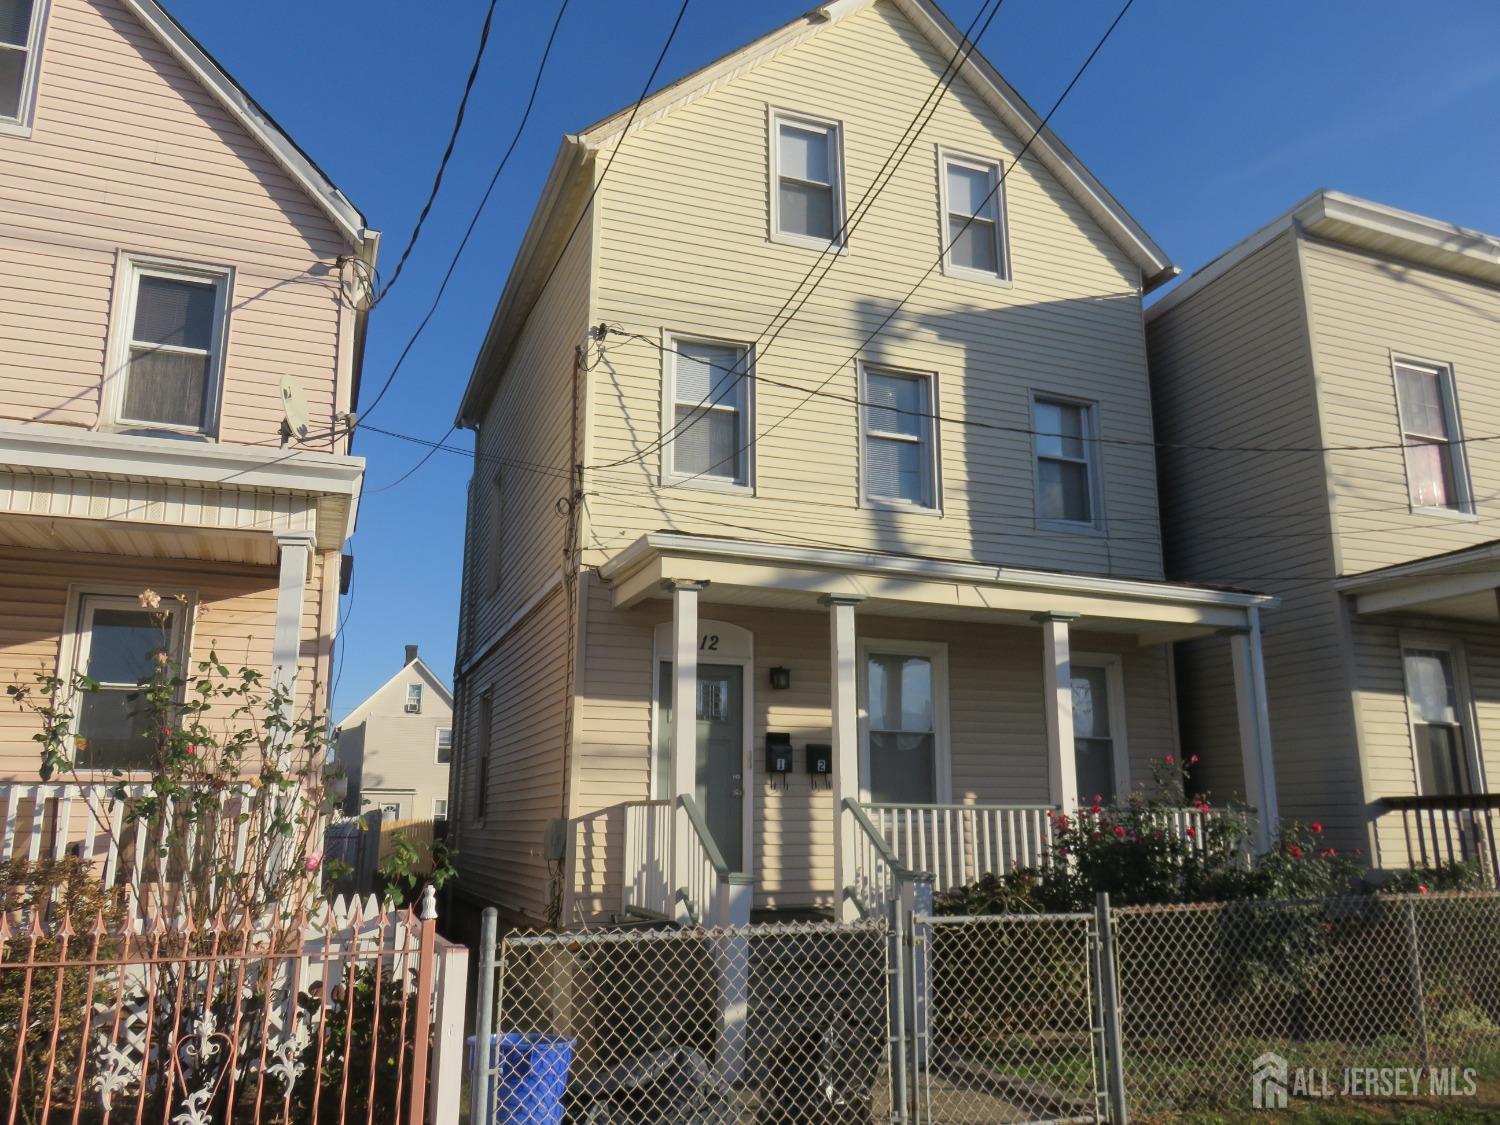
[304,852,323,873]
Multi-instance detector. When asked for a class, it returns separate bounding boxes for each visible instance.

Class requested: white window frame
[857,362,941,513]
[768,107,847,252]
[1030,391,1105,533]
[1398,632,1485,797]
[406,682,423,714]
[1391,354,1475,518]
[936,146,1011,285]
[431,798,448,821]
[856,638,952,805]
[434,726,453,764]
[57,584,196,770]
[104,254,233,438]
[659,330,755,493]
[0,0,48,136]
[1070,652,1130,804]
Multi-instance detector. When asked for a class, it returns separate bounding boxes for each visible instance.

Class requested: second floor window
[772,112,844,248]
[667,337,751,487]
[435,727,453,764]
[1033,395,1099,527]
[113,260,230,435]
[941,152,1008,281]
[1394,358,1471,513]
[861,366,936,509]
[0,0,44,128]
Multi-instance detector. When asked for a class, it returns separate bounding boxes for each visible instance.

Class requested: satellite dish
[280,376,311,442]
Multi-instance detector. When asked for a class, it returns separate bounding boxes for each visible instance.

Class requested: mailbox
[767,732,794,775]
[807,742,832,777]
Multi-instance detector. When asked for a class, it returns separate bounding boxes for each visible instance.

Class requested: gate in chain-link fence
[473,916,895,1123]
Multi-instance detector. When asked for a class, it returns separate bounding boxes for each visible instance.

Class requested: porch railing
[1381,793,1500,887]
[844,797,925,918]
[867,802,1056,891]
[622,798,673,919]
[678,794,751,926]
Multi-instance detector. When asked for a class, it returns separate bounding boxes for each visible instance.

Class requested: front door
[656,661,746,871]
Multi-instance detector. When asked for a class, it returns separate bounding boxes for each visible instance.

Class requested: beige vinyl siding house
[0,0,376,791]
[1148,190,1500,875]
[449,0,1279,928]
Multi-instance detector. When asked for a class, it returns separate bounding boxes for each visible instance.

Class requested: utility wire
[651,0,1140,489]
[591,0,1007,471]
[357,0,572,427]
[370,0,501,307]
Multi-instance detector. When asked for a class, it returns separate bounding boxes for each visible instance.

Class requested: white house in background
[336,645,454,822]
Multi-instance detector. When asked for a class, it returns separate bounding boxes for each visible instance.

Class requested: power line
[593,0,1009,471]
[652,0,1140,490]
[363,424,461,494]
[355,0,573,426]
[602,329,1500,457]
[369,0,501,307]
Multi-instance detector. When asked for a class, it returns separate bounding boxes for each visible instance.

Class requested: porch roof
[598,533,1276,643]
[1334,539,1500,623]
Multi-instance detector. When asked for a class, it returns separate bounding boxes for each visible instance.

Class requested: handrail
[676,794,731,926]
[845,797,924,919]
[679,794,731,877]
[1382,793,1500,811]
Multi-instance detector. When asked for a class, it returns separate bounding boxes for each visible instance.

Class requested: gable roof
[336,656,454,730]
[1146,190,1500,323]
[456,0,1174,426]
[122,0,379,264]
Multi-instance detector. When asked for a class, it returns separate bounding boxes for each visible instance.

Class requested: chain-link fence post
[1404,897,1432,1068]
[1095,893,1129,1124]
[887,890,910,1123]
[470,906,498,1125]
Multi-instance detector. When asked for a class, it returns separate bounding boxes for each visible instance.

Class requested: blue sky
[161,0,1500,718]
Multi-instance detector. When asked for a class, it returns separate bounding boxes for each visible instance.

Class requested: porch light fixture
[769,666,791,690]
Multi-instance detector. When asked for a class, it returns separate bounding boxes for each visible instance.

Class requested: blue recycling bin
[468,1031,574,1124]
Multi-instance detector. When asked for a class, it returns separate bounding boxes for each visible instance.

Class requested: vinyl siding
[1299,238,1500,574]
[1349,616,1500,872]
[0,545,333,778]
[572,576,1177,919]
[0,0,354,447]
[1147,230,1364,845]
[583,0,1161,580]
[449,583,571,924]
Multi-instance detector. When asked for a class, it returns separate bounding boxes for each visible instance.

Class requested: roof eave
[456,137,591,429]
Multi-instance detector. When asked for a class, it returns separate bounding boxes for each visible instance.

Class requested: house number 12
[699,634,720,651]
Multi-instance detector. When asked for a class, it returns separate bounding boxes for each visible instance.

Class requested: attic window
[939,150,1009,282]
[0,0,46,130]
[406,683,423,714]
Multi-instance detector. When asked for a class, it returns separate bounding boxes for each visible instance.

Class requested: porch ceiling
[1336,541,1500,623]
[599,533,1273,643]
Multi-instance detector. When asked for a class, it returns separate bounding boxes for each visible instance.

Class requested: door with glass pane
[864,649,940,804]
[656,662,746,871]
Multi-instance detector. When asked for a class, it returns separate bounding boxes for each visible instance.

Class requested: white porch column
[823,593,864,923]
[272,532,315,718]
[1035,613,1079,815]
[667,579,705,924]
[1231,608,1280,852]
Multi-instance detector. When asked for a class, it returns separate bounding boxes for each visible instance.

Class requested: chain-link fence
[477,919,892,1123]
[474,893,1500,1124]
[1111,892,1500,1118]
[918,912,1104,1123]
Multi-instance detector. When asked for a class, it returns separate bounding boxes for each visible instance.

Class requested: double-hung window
[112,259,230,435]
[435,727,453,764]
[70,593,185,772]
[1071,658,1126,805]
[0,0,45,130]
[772,112,844,248]
[1394,358,1471,513]
[1033,395,1099,527]
[432,798,449,821]
[406,683,423,714]
[861,366,937,509]
[940,151,1008,281]
[666,336,751,487]
[1402,644,1472,797]
[863,643,948,805]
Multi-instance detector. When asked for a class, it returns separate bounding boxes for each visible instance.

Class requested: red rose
[1090,803,1102,815]
[1186,827,1197,838]
[1418,885,1430,895]
[1311,822,1323,834]
[1287,844,1302,859]
[1165,755,1174,765]
[1113,825,1126,838]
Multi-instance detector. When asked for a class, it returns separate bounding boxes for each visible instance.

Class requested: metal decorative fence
[0,889,466,1124]
[475,918,891,1124]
